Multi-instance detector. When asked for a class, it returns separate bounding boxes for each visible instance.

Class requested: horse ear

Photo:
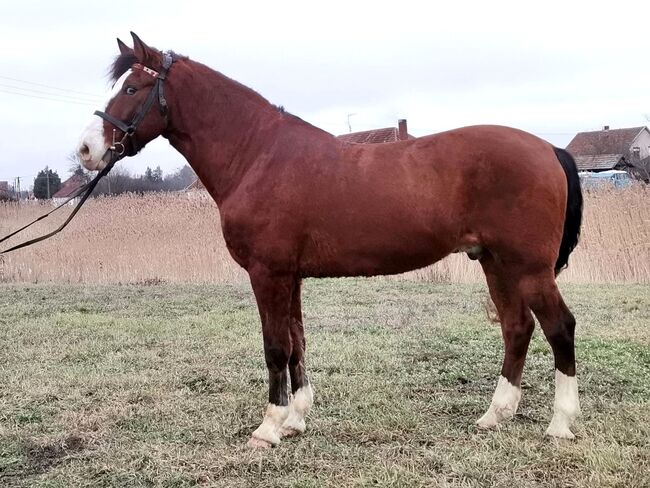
[117,38,133,56]
[130,32,159,66]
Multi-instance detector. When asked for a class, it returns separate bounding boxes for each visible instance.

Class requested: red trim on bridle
[133,63,159,78]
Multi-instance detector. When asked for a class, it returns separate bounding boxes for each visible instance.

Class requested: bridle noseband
[94,51,174,161]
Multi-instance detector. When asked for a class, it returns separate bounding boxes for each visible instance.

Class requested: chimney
[603,125,610,131]
[398,119,408,141]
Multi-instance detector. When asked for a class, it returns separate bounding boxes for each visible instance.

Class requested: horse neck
[163,60,284,204]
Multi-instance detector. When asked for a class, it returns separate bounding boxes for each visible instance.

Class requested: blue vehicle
[578,170,633,189]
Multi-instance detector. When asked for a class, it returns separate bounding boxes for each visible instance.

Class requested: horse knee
[264,342,291,371]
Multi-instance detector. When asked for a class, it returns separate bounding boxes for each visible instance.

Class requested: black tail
[553,147,583,275]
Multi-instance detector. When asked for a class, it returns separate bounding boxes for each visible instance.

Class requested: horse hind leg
[477,266,535,428]
[280,278,314,438]
[521,274,581,439]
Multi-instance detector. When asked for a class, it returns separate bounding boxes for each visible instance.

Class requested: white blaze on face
[77,70,132,171]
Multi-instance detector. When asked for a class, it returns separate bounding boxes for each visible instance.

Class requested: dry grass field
[0,280,648,487]
[0,185,648,284]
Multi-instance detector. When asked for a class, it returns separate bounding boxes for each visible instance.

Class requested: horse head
[77,32,172,171]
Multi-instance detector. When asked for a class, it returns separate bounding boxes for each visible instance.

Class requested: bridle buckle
[110,129,126,156]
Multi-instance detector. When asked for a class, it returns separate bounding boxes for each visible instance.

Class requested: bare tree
[67,152,89,178]
[627,156,650,183]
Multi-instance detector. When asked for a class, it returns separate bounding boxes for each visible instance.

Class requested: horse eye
[125,86,137,95]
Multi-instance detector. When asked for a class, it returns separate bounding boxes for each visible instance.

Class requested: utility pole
[46,166,50,199]
[15,176,21,202]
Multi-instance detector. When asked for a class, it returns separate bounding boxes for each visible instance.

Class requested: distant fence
[1,185,648,284]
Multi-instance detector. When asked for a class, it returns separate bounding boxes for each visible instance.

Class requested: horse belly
[299,226,454,278]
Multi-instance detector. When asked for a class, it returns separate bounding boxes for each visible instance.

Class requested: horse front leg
[280,278,314,438]
[247,265,294,448]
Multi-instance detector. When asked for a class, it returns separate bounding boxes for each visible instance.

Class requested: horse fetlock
[477,376,521,428]
[546,370,580,439]
[280,384,313,437]
[280,404,307,436]
[293,384,314,415]
[249,403,289,447]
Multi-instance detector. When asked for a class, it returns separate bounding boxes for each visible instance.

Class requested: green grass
[0,280,648,487]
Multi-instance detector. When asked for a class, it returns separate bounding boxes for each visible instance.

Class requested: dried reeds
[1,185,648,284]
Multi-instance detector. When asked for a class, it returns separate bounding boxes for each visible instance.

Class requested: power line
[0,74,103,99]
[0,87,97,106]
[0,170,67,183]
[0,82,102,103]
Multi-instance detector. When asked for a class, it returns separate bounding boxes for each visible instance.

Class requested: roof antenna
[347,113,356,133]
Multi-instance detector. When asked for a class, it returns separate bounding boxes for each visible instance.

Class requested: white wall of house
[630,129,650,160]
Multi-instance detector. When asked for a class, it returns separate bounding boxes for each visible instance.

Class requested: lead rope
[0,150,119,255]
[0,52,173,255]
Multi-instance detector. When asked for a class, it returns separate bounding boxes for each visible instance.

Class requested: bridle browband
[0,51,174,255]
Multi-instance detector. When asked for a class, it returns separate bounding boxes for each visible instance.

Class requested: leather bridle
[94,51,174,161]
[0,52,174,255]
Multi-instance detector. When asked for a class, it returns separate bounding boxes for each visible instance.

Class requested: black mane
[110,53,138,82]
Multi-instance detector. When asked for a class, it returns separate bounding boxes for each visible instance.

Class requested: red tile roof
[566,127,645,158]
[186,178,205,190]
[53,174,86,198]
[337,127,415,144]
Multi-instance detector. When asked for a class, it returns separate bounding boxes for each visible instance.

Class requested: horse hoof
[476,412,498,429]
[545,425,576,440]
[247,436,274,449]
[280,426,302,438]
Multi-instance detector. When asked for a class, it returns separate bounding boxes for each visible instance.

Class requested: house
[52,174,87,205]
[566,126,650,180]
[337,119,415,144]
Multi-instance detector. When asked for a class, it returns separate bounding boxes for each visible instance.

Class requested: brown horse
[78,33,583,447]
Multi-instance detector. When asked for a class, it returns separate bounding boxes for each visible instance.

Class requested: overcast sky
[1,0,649,186]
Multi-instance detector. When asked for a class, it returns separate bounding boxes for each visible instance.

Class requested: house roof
[53,174,86,198]
[574,154,624,171]
[337,127,415,144]
[186,178,205,191]
[566,127,646,158]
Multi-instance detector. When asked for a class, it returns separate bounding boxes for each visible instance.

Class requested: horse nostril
[79,144,91,161]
